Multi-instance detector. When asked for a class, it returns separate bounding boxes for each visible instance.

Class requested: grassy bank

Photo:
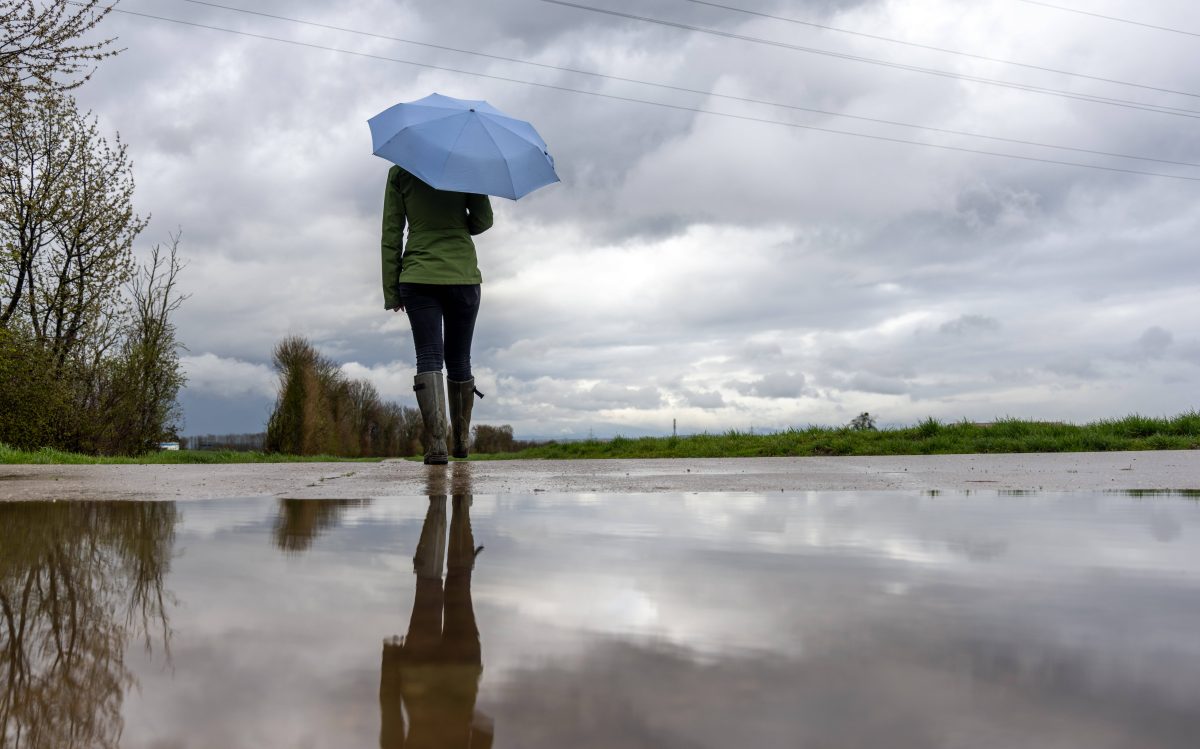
[476,413,1200,460]
[5,413,1198,464]
[0,445,383,465]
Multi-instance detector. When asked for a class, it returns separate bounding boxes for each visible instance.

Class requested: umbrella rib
[479,111,538,137]
[478,117,519,199]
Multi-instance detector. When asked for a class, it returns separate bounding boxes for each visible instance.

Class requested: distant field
[475,413,1200,460]
[4,413,1197,464]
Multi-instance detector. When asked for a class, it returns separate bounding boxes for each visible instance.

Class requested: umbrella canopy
[368,93,560,200]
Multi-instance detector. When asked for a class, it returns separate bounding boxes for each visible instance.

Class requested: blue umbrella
[368,93,560,200]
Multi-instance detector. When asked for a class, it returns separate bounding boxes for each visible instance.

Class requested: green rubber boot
[447,378,483,459]
[413,372,449,465]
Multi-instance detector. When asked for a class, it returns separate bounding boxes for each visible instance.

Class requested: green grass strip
[3,412,1197,463]
[473,412,1200,460]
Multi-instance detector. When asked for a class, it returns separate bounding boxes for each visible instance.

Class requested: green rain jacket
[380,166,494,310]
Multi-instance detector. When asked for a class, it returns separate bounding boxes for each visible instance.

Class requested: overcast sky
[73,0,1200,437]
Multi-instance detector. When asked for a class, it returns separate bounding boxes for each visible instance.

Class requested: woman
[382,165,493,464]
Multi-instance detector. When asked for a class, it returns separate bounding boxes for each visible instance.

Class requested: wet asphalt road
[1,451,1196,500]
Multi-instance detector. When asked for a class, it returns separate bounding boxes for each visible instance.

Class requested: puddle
[1,469,1198,748]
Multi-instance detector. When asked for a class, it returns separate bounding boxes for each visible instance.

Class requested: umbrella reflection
[380,463,493,748]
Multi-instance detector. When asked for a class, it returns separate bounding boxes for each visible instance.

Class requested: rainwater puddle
[2,483,1198,748]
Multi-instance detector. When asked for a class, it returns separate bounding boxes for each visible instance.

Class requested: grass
[4,412,1198,464]
[472,412,1200,460]
[0,445,384,465]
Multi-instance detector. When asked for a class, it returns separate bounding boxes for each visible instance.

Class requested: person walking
[370,93,558,464]
[382,165,492,464]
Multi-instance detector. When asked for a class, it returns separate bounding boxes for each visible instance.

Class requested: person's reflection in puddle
[380,463,493,748]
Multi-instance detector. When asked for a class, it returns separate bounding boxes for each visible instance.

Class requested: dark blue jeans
[399,283,481,380]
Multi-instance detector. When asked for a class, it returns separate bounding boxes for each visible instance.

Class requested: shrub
[264,336,421,457]
[0,330,72,450]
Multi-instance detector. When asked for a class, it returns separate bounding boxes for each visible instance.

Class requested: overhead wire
[1013,0,1200,39]
[179,0,1200,105]
[673,0,1200,100]
[162,0,1200,169]
[102,6,1200,182]
[536,0,1200,118]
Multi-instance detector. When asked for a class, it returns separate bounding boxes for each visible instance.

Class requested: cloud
[841,373,909,396]
[736,372,809,399]
[181,354,276,398]
[741,340,783,360]
[1043,356,1101,381]
[939,314,1001,336]
[1136,326,1173,360]
[681,388,726,409]
[339,360,418,402]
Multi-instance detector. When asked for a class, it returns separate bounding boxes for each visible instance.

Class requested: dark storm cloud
[732,371,809,399]
[840,372,909,395]
[1043,356,1102,380]
[1136,326,1173,359]
[681,388,726,408]
[939,314,1001,336]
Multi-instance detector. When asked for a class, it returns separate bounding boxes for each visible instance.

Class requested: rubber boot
[447,378,483,459]
[413,372,449,465]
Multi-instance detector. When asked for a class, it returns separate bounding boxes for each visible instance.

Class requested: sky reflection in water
[2,469,1198,748]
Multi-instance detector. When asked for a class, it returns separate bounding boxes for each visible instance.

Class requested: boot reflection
[380,464,493,748]
[422,460,474,498]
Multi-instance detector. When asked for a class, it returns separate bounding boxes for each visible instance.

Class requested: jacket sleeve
[381,167,406,310]
[466,193,493,236]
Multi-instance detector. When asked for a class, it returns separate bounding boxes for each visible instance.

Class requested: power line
[1014,0,1200,39]
[166,0,1200,168]
[106,7,1200,182]
[674,0,1200,100]
[537,0,1200,118]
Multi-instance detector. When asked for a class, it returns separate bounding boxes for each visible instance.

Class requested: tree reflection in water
[380,463,493,749]
[273,498,369,553]
[0,502,176,749]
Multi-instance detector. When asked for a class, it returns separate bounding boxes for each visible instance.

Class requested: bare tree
[343,377,382,456]
[109,233,188,452]
[0,1,188,457]
[1,0,119,93]
[472,424,514,454]
[0,87,145,373]
[0,90,72,332]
